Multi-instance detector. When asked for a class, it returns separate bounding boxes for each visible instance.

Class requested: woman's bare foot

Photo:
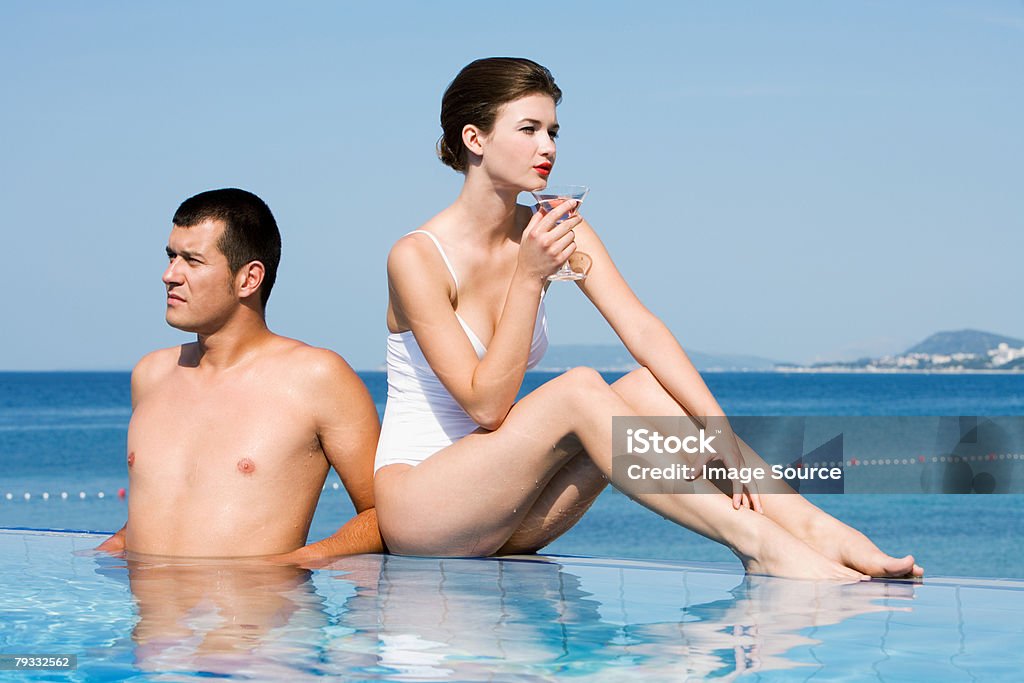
[739,516,869,582]
[800,513,923,578]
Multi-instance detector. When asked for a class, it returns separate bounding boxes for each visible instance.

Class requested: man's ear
[462,124,486,159]
[236,261,265,302]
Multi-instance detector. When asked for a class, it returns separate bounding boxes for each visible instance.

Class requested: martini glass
[531,184,590,281]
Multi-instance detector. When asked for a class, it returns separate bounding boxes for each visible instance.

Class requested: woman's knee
[611,367,657,393]
[556,366,608,395]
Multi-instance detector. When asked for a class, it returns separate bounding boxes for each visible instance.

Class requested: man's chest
[126,383,321,481]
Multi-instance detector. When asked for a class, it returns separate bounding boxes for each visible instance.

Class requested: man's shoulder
[267,340,379,518]
[265,337,373,416]
[268,336,361,385]
[132,345,189,383]
[128,344,197,403]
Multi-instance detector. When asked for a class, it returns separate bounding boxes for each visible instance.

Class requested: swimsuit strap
[407,230,459,291]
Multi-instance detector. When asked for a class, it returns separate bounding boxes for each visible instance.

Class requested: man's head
[163,189,281,333]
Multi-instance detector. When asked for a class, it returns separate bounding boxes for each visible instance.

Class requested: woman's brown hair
[438,57,562,172]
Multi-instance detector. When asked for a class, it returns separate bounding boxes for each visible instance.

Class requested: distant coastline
[772,366,1022,375]
[535,329,1024,374]
[6,330,1022,375]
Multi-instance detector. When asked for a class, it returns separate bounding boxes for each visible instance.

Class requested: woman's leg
[493,370,716,554]
[495,448,606,555]
[375,367,867,580]
[608,368,922,577]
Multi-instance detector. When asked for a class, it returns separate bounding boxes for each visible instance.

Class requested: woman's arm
[388,204,580,429]
[573,220,761,509]
[573,220,723,417]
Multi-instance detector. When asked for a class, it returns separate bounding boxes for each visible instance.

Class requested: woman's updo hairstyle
[438,57,562,173]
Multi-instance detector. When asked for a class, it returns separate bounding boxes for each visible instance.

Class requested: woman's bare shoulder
[388,230,444,276]
[387,210,453,261]
[387,214,458,306]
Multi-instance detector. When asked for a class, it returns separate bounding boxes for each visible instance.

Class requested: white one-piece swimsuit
[373,231,549,473]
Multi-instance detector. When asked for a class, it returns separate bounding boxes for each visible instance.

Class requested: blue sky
[1,1,1021,370]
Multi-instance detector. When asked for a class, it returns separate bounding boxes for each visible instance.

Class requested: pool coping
[5,526,1023,590]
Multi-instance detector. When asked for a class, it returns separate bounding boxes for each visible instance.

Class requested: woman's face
[475,93,559,191]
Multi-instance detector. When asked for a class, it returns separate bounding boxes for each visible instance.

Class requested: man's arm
[94,350,166,553]
[277,349,383,563]
[277,509,381,564]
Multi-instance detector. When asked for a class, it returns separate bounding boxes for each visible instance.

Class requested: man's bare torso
[126,338,333,557]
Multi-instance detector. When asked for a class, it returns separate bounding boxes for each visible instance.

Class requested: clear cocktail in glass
[531,184,590,281]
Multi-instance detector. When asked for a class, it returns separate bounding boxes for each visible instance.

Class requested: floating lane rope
[4,455,1021,502]
[1,483,355,501]
[2,488,128,502]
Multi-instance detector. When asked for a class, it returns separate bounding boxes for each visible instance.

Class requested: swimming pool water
[2,530,1022,681]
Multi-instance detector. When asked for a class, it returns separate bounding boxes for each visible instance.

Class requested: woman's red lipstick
[534,163,552,176]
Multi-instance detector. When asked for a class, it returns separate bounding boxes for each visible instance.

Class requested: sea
[2,371,1022,578]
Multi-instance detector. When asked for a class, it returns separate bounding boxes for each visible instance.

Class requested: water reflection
[621,574,914,680]
[317,555,916,681]
[95,552,916,680]
[325,554,614,680]
[96,554,343,679]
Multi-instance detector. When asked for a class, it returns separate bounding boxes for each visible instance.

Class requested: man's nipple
[237,458,256,475]
[127,452,135,467]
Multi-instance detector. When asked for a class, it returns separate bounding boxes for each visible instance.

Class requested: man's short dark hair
[172,188,282,309]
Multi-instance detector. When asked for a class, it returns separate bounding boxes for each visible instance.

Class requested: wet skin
[125,340,346,557]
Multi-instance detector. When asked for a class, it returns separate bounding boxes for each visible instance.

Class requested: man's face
[162,219,238,334]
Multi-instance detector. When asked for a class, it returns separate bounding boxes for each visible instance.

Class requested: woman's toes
[880,554,914,575]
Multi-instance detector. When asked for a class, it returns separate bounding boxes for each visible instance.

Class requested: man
[98,188,381,560]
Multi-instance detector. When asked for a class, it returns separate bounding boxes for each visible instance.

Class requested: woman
[374,57,921,580]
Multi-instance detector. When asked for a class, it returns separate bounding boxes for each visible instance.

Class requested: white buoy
[42,492,50,500]
[97,492,105,499]
[4,493,11,501]
[61,492,68,499]
[79,492,86,499]
[332,482,340,490]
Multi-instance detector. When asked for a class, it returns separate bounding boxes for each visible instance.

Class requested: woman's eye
[520,126,536,133]
[549,130,559,139]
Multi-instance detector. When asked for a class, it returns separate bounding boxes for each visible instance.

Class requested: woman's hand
[518,199,582,281]
[689,418,763,513]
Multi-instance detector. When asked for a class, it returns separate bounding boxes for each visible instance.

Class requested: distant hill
[535,344,781,372]
[686,350,781,372]
[904,330,1024,356]
[786,328,1024,372]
